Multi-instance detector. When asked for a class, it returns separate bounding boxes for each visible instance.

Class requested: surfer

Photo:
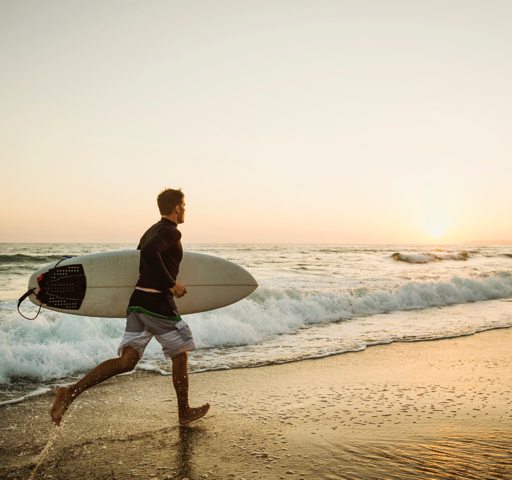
[51,188,210,426]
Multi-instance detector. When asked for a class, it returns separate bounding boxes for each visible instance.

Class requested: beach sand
[1,328,512,480]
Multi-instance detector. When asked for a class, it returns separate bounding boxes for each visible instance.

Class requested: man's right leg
[171,351,210,426]
[50,346,140,426]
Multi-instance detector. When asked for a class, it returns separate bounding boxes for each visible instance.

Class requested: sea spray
[29,427,59,480]
[29,402,79,480]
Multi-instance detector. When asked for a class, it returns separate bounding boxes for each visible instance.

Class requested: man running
[51,188,210,426]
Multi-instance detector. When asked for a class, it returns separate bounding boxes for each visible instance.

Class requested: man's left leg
[50,346,140,426]
[171,351,210,425]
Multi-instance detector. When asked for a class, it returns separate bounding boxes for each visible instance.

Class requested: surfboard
[27,251,258,318]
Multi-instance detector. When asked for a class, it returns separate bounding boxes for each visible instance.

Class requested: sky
[1,0,511,244]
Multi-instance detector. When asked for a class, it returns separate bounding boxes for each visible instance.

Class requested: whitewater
[1,243,512,404]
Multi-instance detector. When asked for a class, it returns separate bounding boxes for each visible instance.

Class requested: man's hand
[170,282,187,298]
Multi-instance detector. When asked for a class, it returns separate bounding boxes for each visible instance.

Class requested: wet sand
[1,327,512,480]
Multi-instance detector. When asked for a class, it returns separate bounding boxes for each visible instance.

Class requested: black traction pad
[36,264,87,310]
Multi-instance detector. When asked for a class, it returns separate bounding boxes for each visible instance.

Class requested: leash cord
[17,288,42,321]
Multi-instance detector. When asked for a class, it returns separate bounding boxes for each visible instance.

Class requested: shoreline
[2,327,512,479]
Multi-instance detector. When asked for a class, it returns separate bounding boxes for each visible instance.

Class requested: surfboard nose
[232,262,259,288]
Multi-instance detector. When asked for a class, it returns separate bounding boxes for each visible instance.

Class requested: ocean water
[1,243,512,404]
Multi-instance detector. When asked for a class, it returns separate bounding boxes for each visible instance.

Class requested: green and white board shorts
[118,288,196,359]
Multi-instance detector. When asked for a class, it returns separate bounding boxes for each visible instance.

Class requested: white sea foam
[0,387,50,406]
[2,271,512,387]
[0,312,125,385]
[190,272,512,349]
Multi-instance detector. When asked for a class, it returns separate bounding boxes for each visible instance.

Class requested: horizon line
[1,241,511,246]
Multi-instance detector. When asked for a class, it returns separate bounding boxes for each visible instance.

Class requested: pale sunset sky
[1,0,511,244]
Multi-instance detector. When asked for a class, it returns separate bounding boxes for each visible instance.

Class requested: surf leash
[17,288,42,320]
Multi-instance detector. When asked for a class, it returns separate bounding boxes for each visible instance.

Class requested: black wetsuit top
[136,218,183,292]
[127,218,183,319]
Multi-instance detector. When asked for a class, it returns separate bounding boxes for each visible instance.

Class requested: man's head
[157,188,185,224]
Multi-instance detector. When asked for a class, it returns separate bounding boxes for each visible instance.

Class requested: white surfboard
[27,251,258,318]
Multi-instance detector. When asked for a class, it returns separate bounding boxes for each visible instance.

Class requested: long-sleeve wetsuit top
[136,218,183,292]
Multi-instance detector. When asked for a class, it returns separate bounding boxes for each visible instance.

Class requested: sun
[431,230,440,238]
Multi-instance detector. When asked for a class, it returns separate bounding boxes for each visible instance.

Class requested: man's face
[177,199,186,224]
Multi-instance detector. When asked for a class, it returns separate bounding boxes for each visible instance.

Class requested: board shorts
[118,288,196,359]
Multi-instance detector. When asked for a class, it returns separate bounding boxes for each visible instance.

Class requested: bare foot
[50,387,75,426]
[179,403,210,426]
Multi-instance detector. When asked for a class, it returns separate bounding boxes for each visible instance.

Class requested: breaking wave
[190,270,512,348]
[0,254,64,266]
[392,252,470,264]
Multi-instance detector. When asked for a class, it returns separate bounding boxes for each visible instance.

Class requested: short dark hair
[157,188,184,215]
